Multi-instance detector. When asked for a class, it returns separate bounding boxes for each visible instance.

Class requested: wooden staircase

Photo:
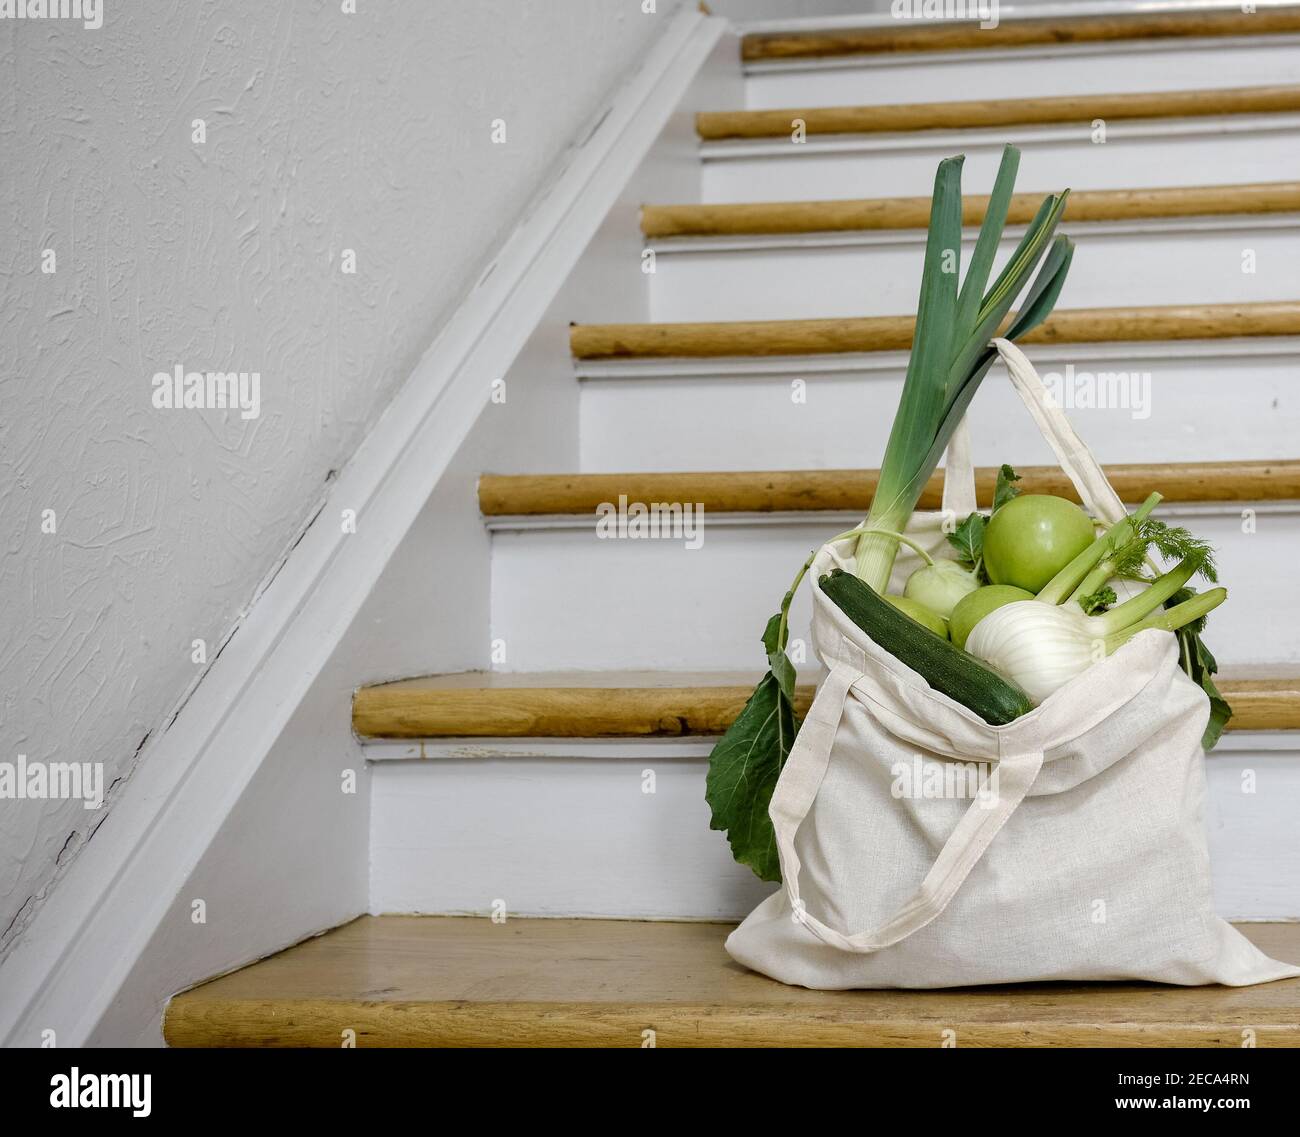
[168,4,1300,1047]
[165,916,1300,1047]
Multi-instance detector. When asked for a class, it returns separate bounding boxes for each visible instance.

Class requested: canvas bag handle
[772,339,1133,953]
[771,655,1045,953]
[946,338,1129,525]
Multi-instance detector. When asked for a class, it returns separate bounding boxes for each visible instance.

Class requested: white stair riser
[369,744,1300,921]
[744,39,1300,109]
[489,509,1297,671]
[702,120,1300,202]
[578,345,1300,471]
[649,222,1300,322]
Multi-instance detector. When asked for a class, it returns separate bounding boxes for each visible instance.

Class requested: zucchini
[819,568,1033,726]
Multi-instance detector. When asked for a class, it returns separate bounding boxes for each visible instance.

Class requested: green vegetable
[703,610,799,883]
[1026,492,1230,745]
[880,528,981,619]
[885,593,950,638]
[707,147,1075,881]
[903,561,978,623]
[820,568,1034,726]
[1036,493,1163,607]
[992,463,1022,512]
[983,493,1097,592]
[705,523,887,881]
[1078,585,1117,615]
[966,499,1226,705]
[1169,588,1232,748]
[946,511,986,577]
[851,146,1074,590]
[949,584,1034,650]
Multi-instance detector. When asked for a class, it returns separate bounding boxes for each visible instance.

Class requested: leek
[853,145,1074,588]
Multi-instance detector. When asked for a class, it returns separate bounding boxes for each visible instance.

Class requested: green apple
[983,494,1096,593]
[884,594,949,639]
[949,584,1035,651]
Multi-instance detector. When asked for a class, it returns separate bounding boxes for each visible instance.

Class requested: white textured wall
[0,0,680,958]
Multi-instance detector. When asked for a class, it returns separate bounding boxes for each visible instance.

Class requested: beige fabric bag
[726,341,1300,990]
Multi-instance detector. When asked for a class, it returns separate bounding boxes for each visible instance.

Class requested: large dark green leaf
[705,613,800,883]
[1170,593,1232,750]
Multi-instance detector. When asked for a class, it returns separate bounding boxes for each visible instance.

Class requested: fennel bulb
[967,559,1226,704]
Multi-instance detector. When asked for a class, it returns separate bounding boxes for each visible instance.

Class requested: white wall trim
[575,337,1300,380]
[649,214,1300,255]
[364,737,718,761]
[700,114,1300,162]
[0,4,724,1049]
[736,0,1299,37]
[1213,731,1300,753]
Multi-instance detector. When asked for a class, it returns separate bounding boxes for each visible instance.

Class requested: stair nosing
[162,916,1300,1048]
[695,84,1300,141]
[641,182,1300,240]
[353,673,1300,739]
[476,460,1300,518]
[569,302,1300,361]
[740,7,1300,62]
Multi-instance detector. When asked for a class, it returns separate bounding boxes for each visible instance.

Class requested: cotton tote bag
[725,340,1300,990]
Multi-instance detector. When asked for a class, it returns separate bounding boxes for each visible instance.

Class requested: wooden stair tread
[697,84,1300,140]
[569,302,1300,359]
[742,7,1300,62]
[478,459,1300,516]
[642,181,1300,238]
[353,671,1300,738]
[164,915,1300,1046]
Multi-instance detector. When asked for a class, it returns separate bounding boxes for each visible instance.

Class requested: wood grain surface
[353,673,1298,738]
[741,8,1300,61]
[478,459,1300,516]
[569,302,1300,359]
[641,182,1300,238]
[696,85,1300,139]
[164,915,1300,1047]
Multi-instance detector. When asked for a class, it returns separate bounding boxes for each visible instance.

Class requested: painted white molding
[0,5,725,1049]
[648,214,1300,256]
[700,113,1300,162]
[575,338,1300,381]
[364,737,719,762]
[736,0,1300,37]
[1214,731,1300,754]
